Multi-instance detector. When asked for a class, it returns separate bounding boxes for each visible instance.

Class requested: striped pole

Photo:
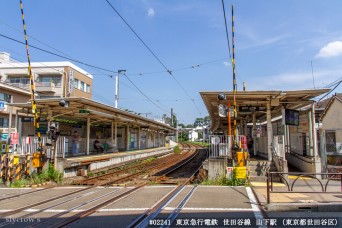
[0,154,5,179]
[231,4,239,150]
[20,0,43,153]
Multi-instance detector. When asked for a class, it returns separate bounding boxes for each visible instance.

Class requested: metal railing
[209,135,231,158]
[20,136,68,158]
[266,171,342,204]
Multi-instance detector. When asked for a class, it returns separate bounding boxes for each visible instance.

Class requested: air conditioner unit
[337,143,342,154]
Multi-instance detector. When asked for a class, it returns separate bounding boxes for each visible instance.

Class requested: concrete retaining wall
[202,158,226,180]
[286,153,315,173]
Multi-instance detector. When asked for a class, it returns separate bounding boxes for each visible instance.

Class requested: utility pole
[171,108,174,127]
[115,70,126,108]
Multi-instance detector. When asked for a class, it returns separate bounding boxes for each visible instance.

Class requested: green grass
[191,142,209,148]
[173,145,181,154]
[10,179,30,188]
[144,157,157,163]
[87,172,95,177]
[10,163,63,187]
[201,168,248,186]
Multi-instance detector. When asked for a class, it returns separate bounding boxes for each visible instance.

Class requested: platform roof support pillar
[267,98,273,161]
[126,125,129,150]
[252,113,257,156]
[114,121,117,148]
[137,127,141,149]
[86,117,90,155]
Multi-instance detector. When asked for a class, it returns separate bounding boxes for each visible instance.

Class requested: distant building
[0,52,93,99]
[0,52,93,150]
[318,93,342,155]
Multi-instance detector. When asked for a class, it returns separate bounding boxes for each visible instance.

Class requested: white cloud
[316,41,342,58]
[147,7,155,17]
[223,61,230,66]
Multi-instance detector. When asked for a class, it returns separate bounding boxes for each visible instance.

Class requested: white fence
[19,136,68,158]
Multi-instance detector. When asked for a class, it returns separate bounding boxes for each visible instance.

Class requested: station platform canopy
[200,89,330,132]
[9,97,175,133]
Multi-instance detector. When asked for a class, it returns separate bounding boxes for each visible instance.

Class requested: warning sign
[226,167,247,179]
[235,167,247,179]
[226,167,233,179]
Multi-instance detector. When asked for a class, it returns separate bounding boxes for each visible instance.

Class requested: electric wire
[221,0,232,62]
[122,73,170,114]
[0,33,118,74]
[104,0,202,115]
[317,80,342,104]
[105,0,170,74]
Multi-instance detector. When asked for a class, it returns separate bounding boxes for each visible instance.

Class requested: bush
[47,163,63,183]
[173,145,181,154]
[30,163,62,184]
[10,179,29,188]
[202,168,247,186]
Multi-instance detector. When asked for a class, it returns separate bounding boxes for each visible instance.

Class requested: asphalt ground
[0,184,341,227]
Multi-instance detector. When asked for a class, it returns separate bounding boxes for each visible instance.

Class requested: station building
[1,52,176,177]
[200,89,333,180]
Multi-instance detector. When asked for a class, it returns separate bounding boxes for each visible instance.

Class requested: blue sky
[1,0,341,124]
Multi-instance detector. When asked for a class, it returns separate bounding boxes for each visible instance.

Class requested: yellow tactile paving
[288,175,315,180]
[251,182,285,187]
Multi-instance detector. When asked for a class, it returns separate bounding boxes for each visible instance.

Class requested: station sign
[0,101,5,109]
[239,106,267,112]
[22,117,34,122]
[79,109,90,114]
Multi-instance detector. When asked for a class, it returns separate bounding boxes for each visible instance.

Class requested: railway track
[77,143,199,186]
[0,143,205,227]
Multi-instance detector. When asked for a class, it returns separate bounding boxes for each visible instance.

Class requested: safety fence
[266,171,342,204]
[209,135,248,158]
[0,153,30,183]
[20,136,67,158]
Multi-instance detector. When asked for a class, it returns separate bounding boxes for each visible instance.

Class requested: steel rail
[78,151,184,184]
[80,143,195,186]
[128,146,204,228]
[0,186,93,217]
[0,185,55,202]
[0,187,109,227]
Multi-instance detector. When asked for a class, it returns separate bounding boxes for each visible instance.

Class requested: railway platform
[60,146,174,178]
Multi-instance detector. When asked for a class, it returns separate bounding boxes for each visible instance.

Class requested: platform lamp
[115,70,126,109]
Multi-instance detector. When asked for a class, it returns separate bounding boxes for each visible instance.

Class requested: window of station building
[80,81,84,91]
[74,79,79,89]
[0,118,9,128]
[38,75,61,87]
[7,75,30,85]
[85,84,90,93]
[0,93,11,103]
[86,84,90,93]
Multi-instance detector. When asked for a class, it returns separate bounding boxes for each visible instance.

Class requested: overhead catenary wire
[0,28,227,77]
[0,33,118,74]
[0,31,200,117]
[105,0,202,115]
[316,79,342,104]
[221,0,233,63]
[122,73,170,114]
